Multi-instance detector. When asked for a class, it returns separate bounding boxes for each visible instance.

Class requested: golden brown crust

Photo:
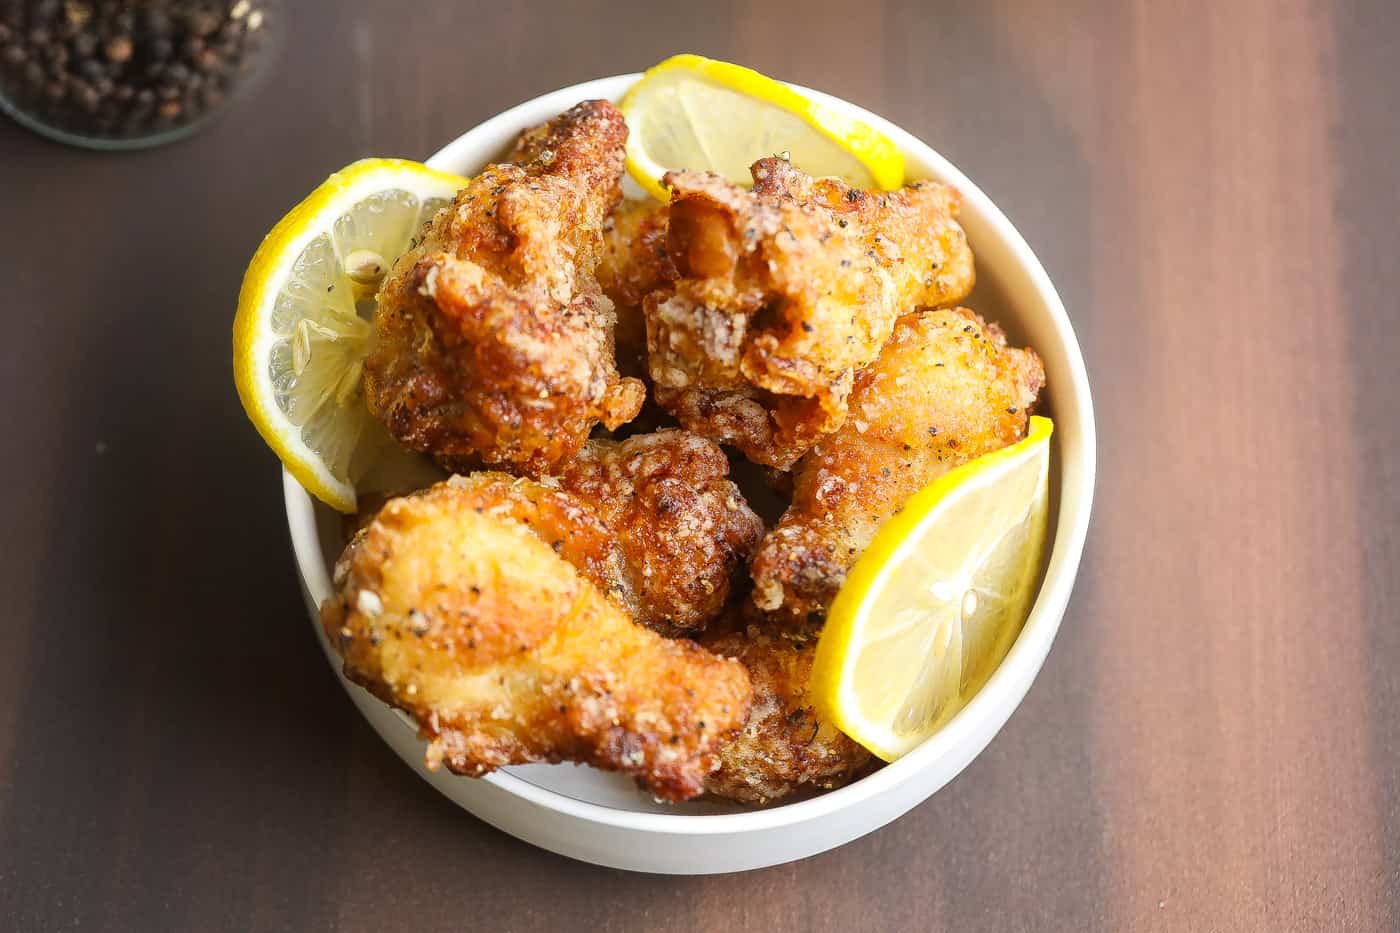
[556,430,764,636]
[321,480,753,802]
[750,308,1046,621]
[408,472,628,604]
[418,432,762,636]
[598,199,673,372]
[342,101,1054,808]
[646,157,974,467]
[365,100,645,476]
[702,625,872,804]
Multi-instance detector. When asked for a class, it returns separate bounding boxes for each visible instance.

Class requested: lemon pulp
[234,160,465,511]
[621,54,904,201]
[812,417,1053,760]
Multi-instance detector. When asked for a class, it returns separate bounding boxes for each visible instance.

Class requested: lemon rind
[620,53,905,202]
[232,159,466,512]
[811,416,1054,760]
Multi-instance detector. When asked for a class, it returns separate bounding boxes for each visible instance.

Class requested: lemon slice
[620,54,904,201]
[233,159,467,512]
[811,416,1054,761]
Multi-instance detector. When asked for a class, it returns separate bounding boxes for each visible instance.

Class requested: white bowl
[285,74,1096,874]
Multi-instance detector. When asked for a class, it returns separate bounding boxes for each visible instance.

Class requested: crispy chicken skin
[365,100,645,476]
[645,157,974,468]
[750,308,1045,621]
[597,199,673,369]
[702,624,871,804]
[402,472,627,603]
[428,430,762,635]
[556,430,764,636]
[321,480,753,802]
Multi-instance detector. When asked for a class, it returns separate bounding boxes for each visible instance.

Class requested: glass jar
[0,0,279,150]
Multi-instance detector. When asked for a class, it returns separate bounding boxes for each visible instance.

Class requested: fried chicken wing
[556,429,764,636]
[750,308,1045,621]
[406,472,627,601]
[597,199,673,370]
[645,157,974,467]
[321,480,753,802]
[425,430,761,635]
[366,100,645,475]
[702,624,871,804]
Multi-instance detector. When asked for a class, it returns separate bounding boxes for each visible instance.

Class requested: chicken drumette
[321,480,753,802]
[366,100,645,476]
[645,157,974,468]
[424,428,762,637]
[556,429,763,636]
[750,307,1045,622]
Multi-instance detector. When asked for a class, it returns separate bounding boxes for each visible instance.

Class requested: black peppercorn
[70,29,95,59]
[70,77,97,110]
[102,33,131,63]
[64,2,93,30]
[187,8,219,38]
[140,7,170,37]
[3,0,276,145]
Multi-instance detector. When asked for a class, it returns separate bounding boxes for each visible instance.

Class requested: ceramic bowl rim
[284,72,1097,837]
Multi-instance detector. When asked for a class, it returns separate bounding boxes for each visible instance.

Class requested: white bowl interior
[288,74,1095,835]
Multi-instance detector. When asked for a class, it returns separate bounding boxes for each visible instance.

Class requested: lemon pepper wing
[321,480,753,802]
[750,308,1045,622]
[646,157,974,468]
[366,100,645,475]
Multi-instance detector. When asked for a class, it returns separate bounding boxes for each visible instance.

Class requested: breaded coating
[424,433,761,636]
[407,472,628,602]
[366,100,645,476]
[321,480,753,802]
[702,625,871,804]
[750,308,1045,621]
[645,157,974,468]
[557,430,764,636]
[597,199,673,370]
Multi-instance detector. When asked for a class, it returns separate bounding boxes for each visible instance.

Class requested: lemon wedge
[811,416,1054,761]
[233,159,466,512]
[620,54,904,201]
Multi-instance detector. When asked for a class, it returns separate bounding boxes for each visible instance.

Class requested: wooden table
[2,1,1396,929]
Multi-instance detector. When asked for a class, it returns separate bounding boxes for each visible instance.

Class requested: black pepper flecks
[0,0,274,143]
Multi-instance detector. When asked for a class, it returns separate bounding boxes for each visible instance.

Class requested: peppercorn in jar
[0,0,278,149]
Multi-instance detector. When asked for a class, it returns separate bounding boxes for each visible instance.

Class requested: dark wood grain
[1,1,1397,929]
